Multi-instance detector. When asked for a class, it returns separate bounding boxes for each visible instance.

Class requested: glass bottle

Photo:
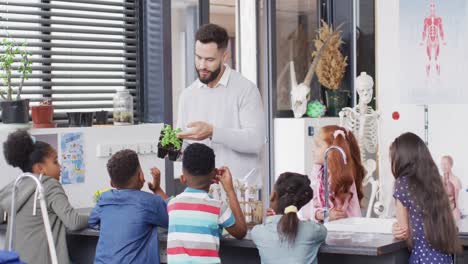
[113,87,133,125]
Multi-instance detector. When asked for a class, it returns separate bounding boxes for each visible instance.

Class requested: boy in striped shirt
[167,143,247,264]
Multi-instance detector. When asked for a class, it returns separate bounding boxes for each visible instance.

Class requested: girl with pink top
[441,155,462,223]
[300,125,366,222]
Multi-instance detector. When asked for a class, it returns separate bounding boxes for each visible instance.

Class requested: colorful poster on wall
[60,132,85,184]
[400,0,468,104]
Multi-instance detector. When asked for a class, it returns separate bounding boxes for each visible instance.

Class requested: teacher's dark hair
[196,23,229,50]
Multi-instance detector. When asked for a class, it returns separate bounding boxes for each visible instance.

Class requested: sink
[324,217,395,234]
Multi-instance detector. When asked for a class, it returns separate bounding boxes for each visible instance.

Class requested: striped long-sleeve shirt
[167,187,235,264]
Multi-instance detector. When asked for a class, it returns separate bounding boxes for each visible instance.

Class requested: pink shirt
[299,164,362,221]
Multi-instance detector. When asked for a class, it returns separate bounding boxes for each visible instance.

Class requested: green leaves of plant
[0,38,33,100]
[160,124,182,151]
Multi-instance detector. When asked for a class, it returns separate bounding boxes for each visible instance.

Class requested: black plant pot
[95,110,108,125]
[168,149,181,161]
[157,146,168,159]
[157,129,183,161]
[0,99,30,124]
[81,112,94,127]
[67,112,81,127]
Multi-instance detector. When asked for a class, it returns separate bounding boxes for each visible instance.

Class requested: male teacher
[177,23,265,183]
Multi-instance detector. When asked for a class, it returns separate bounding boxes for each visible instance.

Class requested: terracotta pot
[31,105,54,124]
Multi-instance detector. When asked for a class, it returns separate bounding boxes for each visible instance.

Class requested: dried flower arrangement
[312,20,348,91]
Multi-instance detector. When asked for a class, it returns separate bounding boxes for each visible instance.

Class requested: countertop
[65,208,408,256]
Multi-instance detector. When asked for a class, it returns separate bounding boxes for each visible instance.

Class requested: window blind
[0,0,139,123]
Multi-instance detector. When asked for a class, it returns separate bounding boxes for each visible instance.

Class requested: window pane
[275,0,318,114]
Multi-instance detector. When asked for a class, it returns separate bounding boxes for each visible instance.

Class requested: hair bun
[3,130,34,171]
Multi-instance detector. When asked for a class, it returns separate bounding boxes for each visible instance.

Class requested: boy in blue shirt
[89,149,168,264]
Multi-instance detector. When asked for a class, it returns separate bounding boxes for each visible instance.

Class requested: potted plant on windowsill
[31,98,56,128]
[313,20,349,117]
[157,124,183,161]
[0,38,32,124]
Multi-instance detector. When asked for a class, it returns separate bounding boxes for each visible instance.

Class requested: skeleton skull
[356,72,374,105]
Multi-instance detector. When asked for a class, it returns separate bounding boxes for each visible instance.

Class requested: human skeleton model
[339,72,382,216]
[420,0,446,77]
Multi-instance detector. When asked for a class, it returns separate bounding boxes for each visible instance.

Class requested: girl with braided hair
[251,172,326,264]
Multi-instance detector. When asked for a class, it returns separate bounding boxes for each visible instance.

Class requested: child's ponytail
[327,128,354,200]
[275,172,313,245]
[345,131,366,201]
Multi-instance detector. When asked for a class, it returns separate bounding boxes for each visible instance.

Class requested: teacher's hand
[177,121,213,141]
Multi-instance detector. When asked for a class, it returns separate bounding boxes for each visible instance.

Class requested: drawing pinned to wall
[60,132,85,184]
[400,0,468,104]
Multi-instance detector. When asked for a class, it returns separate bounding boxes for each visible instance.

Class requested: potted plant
[157,124,183,161]
[0,38,32,123]
[31,98,56,128]
[95,110,109,125]
[313,21,349,117]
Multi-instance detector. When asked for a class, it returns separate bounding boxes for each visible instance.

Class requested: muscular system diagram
[420,0,446,77]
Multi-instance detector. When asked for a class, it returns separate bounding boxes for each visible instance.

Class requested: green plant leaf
[159,124,182,150]
[0,38,32,100]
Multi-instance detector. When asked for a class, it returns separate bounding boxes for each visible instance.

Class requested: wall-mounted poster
[60,132,85,184]
[400,0,468,104]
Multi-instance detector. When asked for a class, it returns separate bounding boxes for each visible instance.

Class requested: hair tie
[284,205,298,215]
[31,135,36,144]
[333,130,346,139]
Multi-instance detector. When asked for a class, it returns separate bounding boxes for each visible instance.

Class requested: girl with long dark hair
[391,132,461,263]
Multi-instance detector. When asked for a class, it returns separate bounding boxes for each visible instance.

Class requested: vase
[325,90,350,117]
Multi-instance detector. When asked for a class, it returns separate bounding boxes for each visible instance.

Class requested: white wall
[0,124,165,208]
[376,0,468,217]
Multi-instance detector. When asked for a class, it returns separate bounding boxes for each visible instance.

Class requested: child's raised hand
[392,222,408,240]
[216,166,234,193]
[148,167,161,193]
[148,167,168,199]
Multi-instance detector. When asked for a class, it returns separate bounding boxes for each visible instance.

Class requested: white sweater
[176,65,266,184]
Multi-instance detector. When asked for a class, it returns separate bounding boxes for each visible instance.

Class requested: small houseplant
[31,98,56,128]
[313,21,348,116]
[0,38,32,123]
[157,124,183,161]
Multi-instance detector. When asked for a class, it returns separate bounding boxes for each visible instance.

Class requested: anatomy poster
[400,0,468,104]
[60,132,85,184]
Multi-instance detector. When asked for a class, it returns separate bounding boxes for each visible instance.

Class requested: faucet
[323,146,347,223]
[8,173,58,264]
